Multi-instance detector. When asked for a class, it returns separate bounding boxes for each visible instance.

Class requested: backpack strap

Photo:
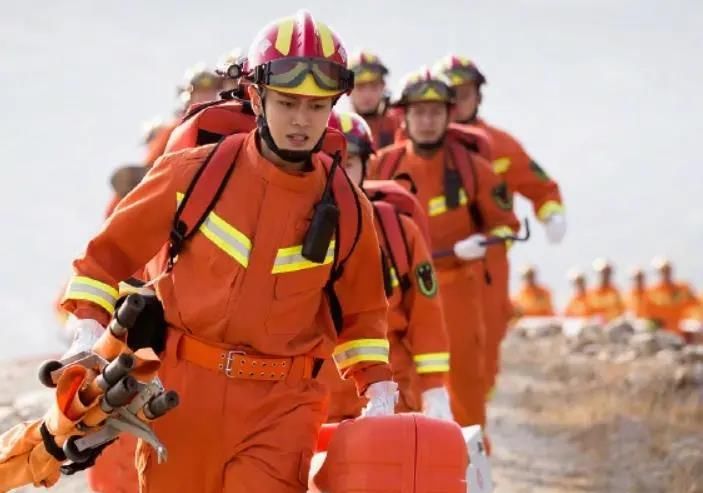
[327,156,362,282]
[376,146,407,181]
[446,136,484,230]
[167,133,247,269]
[372,201,412,292]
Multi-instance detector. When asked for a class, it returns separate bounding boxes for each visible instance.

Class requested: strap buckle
[223,350,246,378]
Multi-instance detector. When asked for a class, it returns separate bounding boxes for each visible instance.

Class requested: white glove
[422,387,454,421]
[361,381,398,417]
[680,318,703,334]
[61,315,105,359]
[453,234,487,260]
[544,213,567,244]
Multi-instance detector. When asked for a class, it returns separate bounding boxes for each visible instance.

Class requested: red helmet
[246,10,354,98]
[394,67,455,107]
[432,55,486,87]
[328,111,375,158]
[349,50,389,84]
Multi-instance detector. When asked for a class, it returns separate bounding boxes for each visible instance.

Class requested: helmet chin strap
[255,89,325,164]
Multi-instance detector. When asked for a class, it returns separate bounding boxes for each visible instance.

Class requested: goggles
[250,57,354,93]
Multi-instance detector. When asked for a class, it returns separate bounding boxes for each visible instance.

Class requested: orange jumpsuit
[644,282,699,334]
[564,292,593,317]
[362,112,402,150]
[513,284,555,317]
[61,131,392,493]
[468,118,563,392]
[373,139,519,427]
[320,213,449,420]
[587,285,625,322]
[625,288,652,318]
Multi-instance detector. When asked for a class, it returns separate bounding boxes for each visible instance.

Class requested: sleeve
[398,215,449,391]
[331,191,393,394]
[544,289,556,316]
[60,151,193,325]
[473,155,520,245]
[498,131,564,221]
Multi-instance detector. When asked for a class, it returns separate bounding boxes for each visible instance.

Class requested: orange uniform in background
[564,292,593,317]
[61,132,392,493]
[364,111,402,150]
[587,285,625,322]
[625,288,652,318]
[320,212,449,420]
[513,284,555,317]
[374,135,519,428]
[644,282,699,334]
[472,118,563,391]
[143,119,179,167]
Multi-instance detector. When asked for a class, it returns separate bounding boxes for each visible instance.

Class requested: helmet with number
[432,54,486,88]
[246,10,354,98]
[328,111,375,159]
[349,50,389,84]
[393,67,455,107]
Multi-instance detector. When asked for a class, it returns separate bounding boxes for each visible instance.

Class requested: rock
[606,322,635,344]
[0,406,16,430]
[578,325,606,344]
[614,349,638,364]
[655,331,685,351]
[655,348,682,365]
[13,389,52,420]
[674,363,703,387]
[682,345,703,364]
[579,343,601,357]
[521,324,562,339]
[630,332,659,356]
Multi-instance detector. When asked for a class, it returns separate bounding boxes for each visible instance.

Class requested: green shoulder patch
[529,160,550,181]
[491,182,513,211]
[415,261,438,298]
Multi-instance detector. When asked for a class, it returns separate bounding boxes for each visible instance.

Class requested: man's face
[658,266,673,284]
[344,154,364,186]
[405,102,449,145]
[523,271,536,286]
[452,82,480,122]
[249,87,333,153]
[599,268,612,286]
[575,278,586,292]
[633,273,645,289]
[350,80,385,114]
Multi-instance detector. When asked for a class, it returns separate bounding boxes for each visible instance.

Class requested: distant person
[513,264,555,316]
[564,269,593,317]
[348,51,401,148]
[645,257,699,335]
[587,258,624,322]
[625,267,651,318]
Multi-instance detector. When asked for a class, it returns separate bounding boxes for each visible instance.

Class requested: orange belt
[177,334,314,382]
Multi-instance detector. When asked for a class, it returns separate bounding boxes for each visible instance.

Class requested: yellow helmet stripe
[274,19,295,56]
[316,22,335,58]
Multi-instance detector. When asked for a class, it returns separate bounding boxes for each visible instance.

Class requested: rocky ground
[2,321,702,492]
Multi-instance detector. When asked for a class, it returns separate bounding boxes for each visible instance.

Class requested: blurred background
[1,0,702,360]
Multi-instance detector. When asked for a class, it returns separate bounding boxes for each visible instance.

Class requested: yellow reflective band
[490,225,515,249]
[333,338,390,369]
[316,22,335,58]
[272,241,335,274]
[176,193,252,267]
[537,200,565,221]
[340,113,354,133]
[274,19,295,55]
[428,189,468,217]
[493,157,511,174]
[421,87,443,101]
[63,276,118,315]
[389,267,399,288]
[413,352,450,374]
[356,70,383,83]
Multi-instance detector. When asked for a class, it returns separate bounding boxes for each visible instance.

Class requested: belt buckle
[223,350,246,378]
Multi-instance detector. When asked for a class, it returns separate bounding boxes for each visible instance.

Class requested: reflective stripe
[272,241,335,274]
[413,352,450,374]
[333,338,390,370]
[489,225,515,249]
[493,157,511,174]
[389,267,399,288]
[537,200,565,221]
[176,193,252,267]
[428,189,468,217]
[63,276,118,314]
